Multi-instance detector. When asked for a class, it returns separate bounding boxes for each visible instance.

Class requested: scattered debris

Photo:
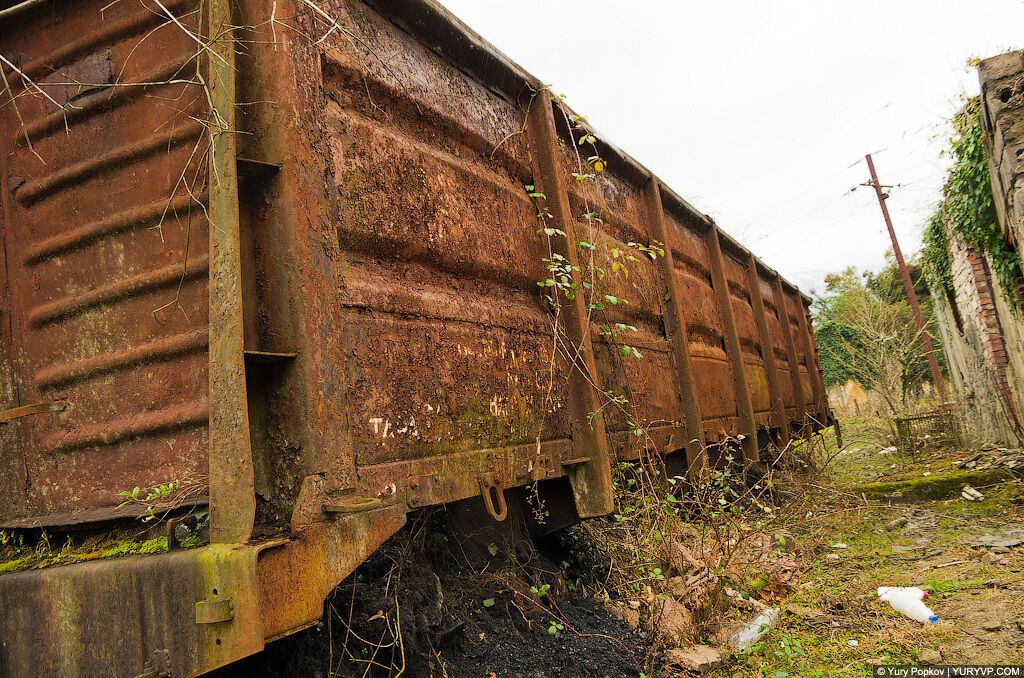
[980,551,1010,566]
[955,447,1024,472]
[786,604,826,622]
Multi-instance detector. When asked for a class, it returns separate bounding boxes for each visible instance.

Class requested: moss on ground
[854,468,1012,500]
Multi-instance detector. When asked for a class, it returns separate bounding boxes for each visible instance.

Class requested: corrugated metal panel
[0,0,208,521]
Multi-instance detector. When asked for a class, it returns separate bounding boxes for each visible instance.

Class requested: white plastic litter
[729,607,780,651]
[879,446,897,455]
[877,586,938,623]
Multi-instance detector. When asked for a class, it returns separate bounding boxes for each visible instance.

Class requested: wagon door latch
[478,473,507,522]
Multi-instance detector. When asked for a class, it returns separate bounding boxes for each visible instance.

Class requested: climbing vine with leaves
[526,97,667,445]
[922,97,1021,308]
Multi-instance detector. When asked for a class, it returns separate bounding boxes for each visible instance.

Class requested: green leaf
[483,597,496,608]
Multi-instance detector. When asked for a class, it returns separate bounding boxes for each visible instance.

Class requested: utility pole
[864,153,946,394]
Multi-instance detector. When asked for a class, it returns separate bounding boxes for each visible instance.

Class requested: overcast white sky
[437,1,1024,295]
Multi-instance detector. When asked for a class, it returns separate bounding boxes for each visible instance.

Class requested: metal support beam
[645,178,707,481]
[525,92,614,517]
[706,223,759,464]
[746,255,790,445]
[208,0,256,544]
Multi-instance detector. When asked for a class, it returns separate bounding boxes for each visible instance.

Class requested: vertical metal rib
[207,0,255,544]
[774,273,807,430]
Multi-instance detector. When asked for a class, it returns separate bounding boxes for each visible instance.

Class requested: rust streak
[8,0,195,85]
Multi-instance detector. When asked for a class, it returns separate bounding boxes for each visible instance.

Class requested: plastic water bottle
[877,586,938,623]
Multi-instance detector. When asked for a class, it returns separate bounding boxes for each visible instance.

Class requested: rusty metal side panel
[0,0,209,522]
[721,248,771,425]
[758,273,797,415]
[781,287,816,410]
[660,209,738,438]
[315,2,579,503]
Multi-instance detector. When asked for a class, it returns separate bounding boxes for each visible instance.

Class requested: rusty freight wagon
[0,0,832,674]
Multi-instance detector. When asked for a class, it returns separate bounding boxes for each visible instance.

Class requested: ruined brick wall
[934,228,1015,444]
[932,51,1024,446]
[979,50,1024,256]
[934,220,1023,445]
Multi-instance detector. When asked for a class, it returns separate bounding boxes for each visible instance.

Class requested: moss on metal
[0,529,169,574]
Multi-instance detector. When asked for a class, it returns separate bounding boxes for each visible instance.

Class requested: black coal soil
[216,509,655,677]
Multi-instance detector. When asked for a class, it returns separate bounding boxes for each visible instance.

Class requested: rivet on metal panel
[478,473,508,522]
[195,598,234,625]
[322,497,385,515]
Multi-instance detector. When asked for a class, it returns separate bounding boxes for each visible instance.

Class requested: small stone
[920,649,942,665]
[664,645,723,673]
[826,553,841,561]
[846,639,859,648]
[981,620,1002,631]
[888,516,909,529]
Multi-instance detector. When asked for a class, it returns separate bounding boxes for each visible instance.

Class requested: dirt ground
[217,509,657,678]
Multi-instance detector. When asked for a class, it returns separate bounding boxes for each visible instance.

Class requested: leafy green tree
[814,260,944,416]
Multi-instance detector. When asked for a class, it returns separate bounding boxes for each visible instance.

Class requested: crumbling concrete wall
[931,51,1024,446]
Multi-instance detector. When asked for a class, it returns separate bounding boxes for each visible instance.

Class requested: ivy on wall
[922,97,1021,308]
[921,211,955,301]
